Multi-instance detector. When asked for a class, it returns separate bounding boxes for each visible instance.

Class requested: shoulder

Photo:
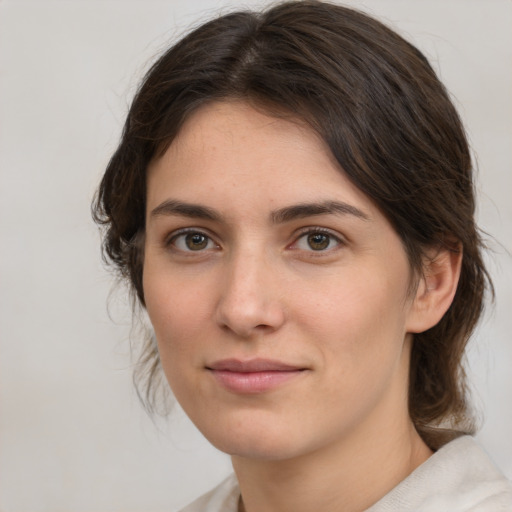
[177,474,240,512]
[367,436,512,511]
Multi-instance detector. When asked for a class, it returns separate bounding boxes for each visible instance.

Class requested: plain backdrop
[0,1,511,511]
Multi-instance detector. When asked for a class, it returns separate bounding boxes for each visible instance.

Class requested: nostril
[254,324,274,332]
[215,305,285,338]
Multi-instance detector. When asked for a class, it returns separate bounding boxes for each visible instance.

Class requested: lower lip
[209,370,305,394]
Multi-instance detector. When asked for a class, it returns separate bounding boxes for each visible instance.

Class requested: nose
[215,250,286,338]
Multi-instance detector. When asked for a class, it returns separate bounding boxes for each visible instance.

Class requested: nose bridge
[215,241,285,337]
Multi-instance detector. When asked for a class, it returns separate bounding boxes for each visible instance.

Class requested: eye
[170,230,218,252]
[293,229,343,252]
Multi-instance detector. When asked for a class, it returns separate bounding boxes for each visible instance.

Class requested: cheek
[295,277,411,429]
[143,265,211,356]
[297,269,410,376]
[297,269,408,335]
[143,277,207,404]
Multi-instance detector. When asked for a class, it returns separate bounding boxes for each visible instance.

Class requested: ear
[406,245,462,334]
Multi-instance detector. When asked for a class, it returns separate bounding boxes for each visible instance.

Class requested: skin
[143,101,461,512]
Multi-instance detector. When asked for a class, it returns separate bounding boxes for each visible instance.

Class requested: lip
[206,358,307,394]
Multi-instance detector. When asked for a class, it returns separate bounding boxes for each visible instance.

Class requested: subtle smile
[205,359,308,394]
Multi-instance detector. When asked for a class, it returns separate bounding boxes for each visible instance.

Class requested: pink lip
[206,358,307,394]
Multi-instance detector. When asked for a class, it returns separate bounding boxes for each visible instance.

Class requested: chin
[215,438,301,461]
[199,419,313,461]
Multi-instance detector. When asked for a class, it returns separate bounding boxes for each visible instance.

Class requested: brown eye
[185,233,209,250]
[292,229,343,253]
[170,231,217,252]
[307,233,330,251]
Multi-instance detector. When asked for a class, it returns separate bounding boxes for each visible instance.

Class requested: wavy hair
[93,1,492,447]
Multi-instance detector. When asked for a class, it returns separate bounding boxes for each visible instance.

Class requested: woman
[93,1,512,510]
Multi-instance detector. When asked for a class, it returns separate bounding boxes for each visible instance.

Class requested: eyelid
[165,227,220,252]
[162,225,345,253]
[288,226,346,252]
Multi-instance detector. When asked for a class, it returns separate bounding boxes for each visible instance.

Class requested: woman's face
[143,101,421,460]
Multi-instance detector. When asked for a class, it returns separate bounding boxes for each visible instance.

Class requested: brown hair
[93,0,492,446]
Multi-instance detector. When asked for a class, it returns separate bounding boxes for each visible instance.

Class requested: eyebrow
[150,199,369,223]
[270,200,369,223]
[150,199,220,221]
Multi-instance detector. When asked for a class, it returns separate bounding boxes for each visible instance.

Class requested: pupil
[308,233,329,250]
[186,233,208,250]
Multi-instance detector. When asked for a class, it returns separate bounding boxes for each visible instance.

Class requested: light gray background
[1,1,511,511]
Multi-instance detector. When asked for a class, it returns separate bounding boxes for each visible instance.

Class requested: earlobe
[406,245,462,334]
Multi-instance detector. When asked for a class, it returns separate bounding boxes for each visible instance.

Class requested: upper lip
[206,358,305,372]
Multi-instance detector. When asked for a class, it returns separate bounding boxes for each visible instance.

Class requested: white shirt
[178,436,512,511]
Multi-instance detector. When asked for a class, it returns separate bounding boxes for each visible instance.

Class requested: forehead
[146,100,378,218]
[153,100,331,176]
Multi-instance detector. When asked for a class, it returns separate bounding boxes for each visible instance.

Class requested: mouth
[205,358,307,394]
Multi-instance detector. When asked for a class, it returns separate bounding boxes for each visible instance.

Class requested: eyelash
[165,227,345,254]
[166,228,219,253]
[290,227,344,253]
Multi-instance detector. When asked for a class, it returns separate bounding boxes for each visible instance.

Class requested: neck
[232,415,432,512]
